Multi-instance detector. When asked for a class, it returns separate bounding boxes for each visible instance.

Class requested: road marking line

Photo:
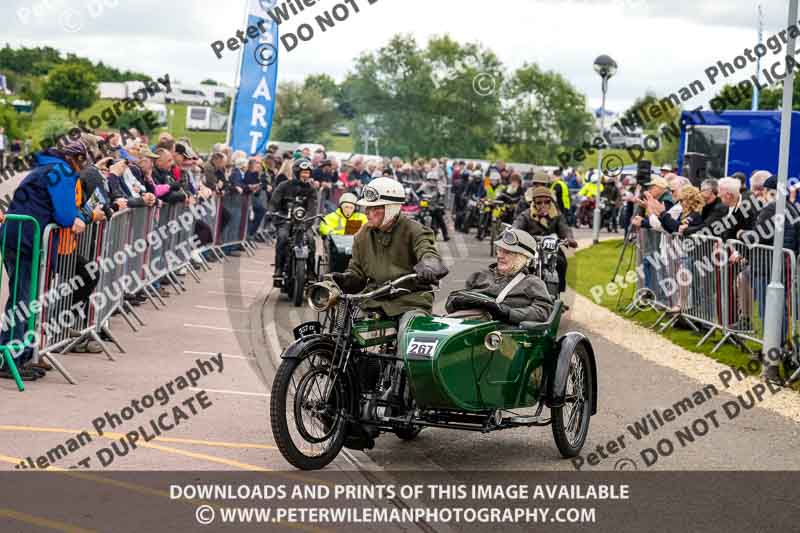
[183,350,254,360]
[183,323,252,333]
[0,425,277,450]
[191,387,268,398]
[194,305,250,313]
[221,278,265,285]
[207,291,257,297]
[0,509,97,533]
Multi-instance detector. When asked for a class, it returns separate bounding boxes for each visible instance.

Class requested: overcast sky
[2,0,796,114]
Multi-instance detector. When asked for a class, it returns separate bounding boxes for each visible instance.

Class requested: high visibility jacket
[319,208,367,237]
[550,179,570,210]
[578,182,603,199]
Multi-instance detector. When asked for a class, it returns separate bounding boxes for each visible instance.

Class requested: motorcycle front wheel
[292,259,306,307]
[271,355,347,470]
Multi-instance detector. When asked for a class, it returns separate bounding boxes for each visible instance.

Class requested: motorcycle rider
[446,228,554,324]
[460,169,485,233]
[577,171,603,227]
[477,171,504,240]
[599,174,621,232]
[269,159,318,282]
[329,177,449,325]
[416,171,450,241]
[496,173,523,225]
[513,187,578,295]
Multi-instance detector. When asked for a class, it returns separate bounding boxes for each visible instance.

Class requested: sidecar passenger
[445,229,553,325]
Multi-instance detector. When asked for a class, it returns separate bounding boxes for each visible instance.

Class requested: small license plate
[293,322,322,340]
[407,338,439,358]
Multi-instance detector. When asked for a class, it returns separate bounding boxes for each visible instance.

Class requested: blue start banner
[228,0,280,155]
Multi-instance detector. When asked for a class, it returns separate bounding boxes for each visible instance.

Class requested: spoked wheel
[270,353,347,470]
[551,343,594,457]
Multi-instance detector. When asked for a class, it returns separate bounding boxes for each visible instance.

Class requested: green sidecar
[270,275,598,471]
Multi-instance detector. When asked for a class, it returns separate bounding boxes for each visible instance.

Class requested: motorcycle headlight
[484,331,503,351]
[308,281,341,312]
[293,207,306,221]
[419,200,429,207]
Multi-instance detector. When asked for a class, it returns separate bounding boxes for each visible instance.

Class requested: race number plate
[293,322,322,340]
[407,338,439,358]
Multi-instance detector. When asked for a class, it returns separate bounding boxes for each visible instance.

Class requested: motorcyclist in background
[269,159,318,282]
[513,186,578,296]
[416,171,450,241]
[496,173,523,225]
[600,174,621,232]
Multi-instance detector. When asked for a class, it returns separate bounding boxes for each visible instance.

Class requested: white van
[167,87,211,106]
[143,103,168,125]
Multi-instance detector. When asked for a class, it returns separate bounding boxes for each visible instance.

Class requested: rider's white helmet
[358,177,405,225]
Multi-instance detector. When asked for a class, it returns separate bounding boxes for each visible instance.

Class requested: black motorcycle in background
[269,202,324,307]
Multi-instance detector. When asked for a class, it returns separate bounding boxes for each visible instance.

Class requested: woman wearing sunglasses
[513,187,578,294]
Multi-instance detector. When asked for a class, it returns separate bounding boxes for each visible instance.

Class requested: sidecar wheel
[394,426,423,441]
[551,343,594,458]
[270,355,347,470]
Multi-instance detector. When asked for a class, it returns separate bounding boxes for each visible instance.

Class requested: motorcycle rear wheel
[271,356,347,470]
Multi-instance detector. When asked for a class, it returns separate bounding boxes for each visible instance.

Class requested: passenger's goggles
[500,230,536,257]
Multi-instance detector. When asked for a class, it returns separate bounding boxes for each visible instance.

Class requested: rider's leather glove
[414,255,449,284]
[328,272,366,294]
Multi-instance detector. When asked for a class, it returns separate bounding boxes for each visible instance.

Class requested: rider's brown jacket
[345,215,440,317]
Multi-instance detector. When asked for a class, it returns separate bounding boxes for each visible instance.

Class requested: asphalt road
[256,227,800,472]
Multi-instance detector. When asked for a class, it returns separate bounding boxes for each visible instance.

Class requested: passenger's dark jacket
[461,265,553,324]
[658,209,705,236]
[722,194,759,241]
[4,152,82,253]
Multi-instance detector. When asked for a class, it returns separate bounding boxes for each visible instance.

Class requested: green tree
[115,109,158,136]
[273,82,337,143]
[622,91,683,166]
[711,82,786,112]
[496,63,594,164]
[304,73,338,100]
[345,34,503,158]
[42,63,97,119]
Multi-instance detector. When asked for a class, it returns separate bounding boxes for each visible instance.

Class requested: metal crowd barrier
[212,192,257,258]
[0,215,41,392]
[36,221,112,385]
[628,227,797,356]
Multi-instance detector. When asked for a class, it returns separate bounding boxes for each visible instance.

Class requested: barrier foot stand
[788,366,800,385]
[123,300,146,327]
[89,329,116,360]
[697,326,720,347]
[650,310,668,329]
[658,314,680,333]
[213,247,227,263]
[169,272,187,292]
[143,285,163,310]
[99,324,125,354]
[243,241,257,256]
[196,253,211,273]
[711,330,752,354]
[42,352,76,385]
[185,262,202,283]
[116,304,139,333]
[1,347,25,392]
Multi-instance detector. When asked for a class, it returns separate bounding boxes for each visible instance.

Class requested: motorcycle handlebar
[349,273,426,301]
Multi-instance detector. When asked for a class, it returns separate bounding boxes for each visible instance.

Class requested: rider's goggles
[297,161,312,171]
[533,197,552,206]
[500,230,537,257]
[362,186,405,204]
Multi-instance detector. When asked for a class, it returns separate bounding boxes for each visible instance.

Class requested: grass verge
[569,239,799,391]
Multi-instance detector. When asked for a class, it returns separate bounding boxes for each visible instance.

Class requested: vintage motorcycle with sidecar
[270,269,598,470]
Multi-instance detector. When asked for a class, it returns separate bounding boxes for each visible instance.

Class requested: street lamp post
[592,54,618,245]
[762,0,797,384]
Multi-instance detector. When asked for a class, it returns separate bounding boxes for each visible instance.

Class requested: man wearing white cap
[329,177,449,317]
